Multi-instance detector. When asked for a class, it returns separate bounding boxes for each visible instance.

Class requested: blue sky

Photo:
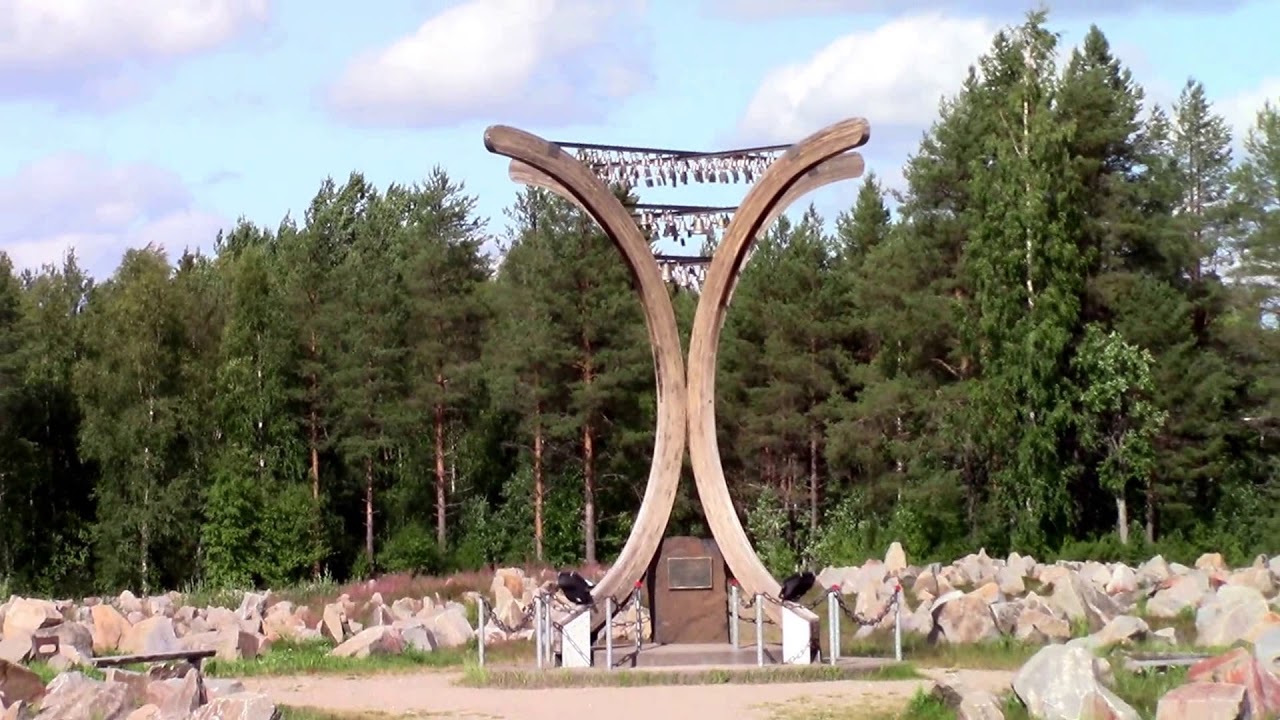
[2,0,1278,279]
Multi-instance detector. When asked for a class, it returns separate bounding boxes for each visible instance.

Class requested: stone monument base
[780,604,818,665]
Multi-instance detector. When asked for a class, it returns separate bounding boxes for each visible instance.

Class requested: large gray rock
[191,692,280,720]
[33,672,138,720]
[1048,572,1121,631]
[1195,584,1272,647]
[931,672,1004,720]
[1013,645,1139,720]
[1072,615,1150,652]
[934,592,1000,644]
[0,659,45,708]
[1155,681,1247,720]
[329,625,404,658]
[1146,573,1210,618]
[1257,626,1280,674]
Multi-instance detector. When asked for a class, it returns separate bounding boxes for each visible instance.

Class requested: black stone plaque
[667,556,714,590]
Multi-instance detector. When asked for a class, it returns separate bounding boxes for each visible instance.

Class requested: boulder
[1012,645,1139,720]
[33,672,138,720]
[931,672,1004,720]
[1256,626,1280,674]
[1147,574,1210,618]
[1136,556,1172,586]
[425,606,474,648]
[885,542,908,574]
[1,600,61,640]
[190,692,279,720]
[0,660,45,708]
[934,592,1000,644]
[119,617,180,656]
[1155,682,1247,720]
[89,605,131,654]
[330,625,404,658]
[1073,615,1150,652]
[1187,647,1280,717]
[1195,585,1276,647]
[1048,572,1121,631]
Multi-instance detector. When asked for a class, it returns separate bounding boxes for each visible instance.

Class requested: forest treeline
[2,14,1279,597]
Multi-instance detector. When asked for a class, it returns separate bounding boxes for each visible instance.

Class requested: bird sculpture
[778,570,816,603]
[556,570,595,605]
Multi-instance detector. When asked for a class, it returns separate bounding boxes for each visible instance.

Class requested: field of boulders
[823,543,1280,719]
[0,547,1278,718]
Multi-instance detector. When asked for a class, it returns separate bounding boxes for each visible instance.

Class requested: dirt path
[241,668,1014,720]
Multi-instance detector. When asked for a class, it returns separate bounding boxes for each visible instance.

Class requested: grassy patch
[841,633,1040,671]
[204,637,531,678]
[759,688,955,720]
[457,661,920,689]
[24,662,105,684]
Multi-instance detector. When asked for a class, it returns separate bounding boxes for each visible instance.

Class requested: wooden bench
[1120,654,1210,673]
[91,649,217,675]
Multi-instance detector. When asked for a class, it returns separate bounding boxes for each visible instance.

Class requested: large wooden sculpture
[483,117,872,642]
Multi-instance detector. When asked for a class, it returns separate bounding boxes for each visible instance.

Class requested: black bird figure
[557,570,595,605]
[778,570,816,603]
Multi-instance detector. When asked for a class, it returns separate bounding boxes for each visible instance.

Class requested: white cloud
[1218,78,1280,145]
[326,0,653,128]
[0,0,271,105]
[737,14,998,145]
[0,154,228,278]
[708,0,1247,20]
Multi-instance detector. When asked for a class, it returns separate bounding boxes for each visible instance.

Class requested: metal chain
[730,585,902,628]
[834,586,901,628]
[483,599,539,634]
[533,584,647,661]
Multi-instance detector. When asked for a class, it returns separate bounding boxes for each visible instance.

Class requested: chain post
[605,596,614,670]
[827,586,839,665]
[477,596,486,667]
[729,579,739,648]
[534,595,544,669]
[546,595,555,665]
[893,581,903,662]
[755,594,764,667]
[633,580,643,661]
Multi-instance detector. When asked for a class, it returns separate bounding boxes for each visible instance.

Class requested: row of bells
[576,151,778,188]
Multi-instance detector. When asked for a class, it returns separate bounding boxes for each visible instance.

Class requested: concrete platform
[587,642,894,671]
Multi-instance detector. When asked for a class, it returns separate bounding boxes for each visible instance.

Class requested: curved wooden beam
[686,118,871,623]
[483,126,688,607]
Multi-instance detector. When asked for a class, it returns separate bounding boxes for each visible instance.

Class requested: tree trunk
[580,322,597,566]
[534,404,544,562]
[1116,495,1129,545]
[808,429,820,536]
[434,394,447,549]
[309,329,322,579]
[364,455,375,571]
[140,483,151,595]
[1144,477,1156,544]
[583,421,596,566]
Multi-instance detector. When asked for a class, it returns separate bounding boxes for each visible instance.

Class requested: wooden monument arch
[482,118,872,652]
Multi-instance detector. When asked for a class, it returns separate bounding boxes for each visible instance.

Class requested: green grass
[204,637,531,678]
[457,661,920,689]
[24,661,105,684]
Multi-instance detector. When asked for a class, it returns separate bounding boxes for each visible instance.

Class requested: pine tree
[0,253,28,584]
[74,247,189,592]
[402,168,490,550]
[1232,100,1280,321]
[488,188,575,562]
[963,11,1085,551]
[328,181,410,571]
[279,176,363,576]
